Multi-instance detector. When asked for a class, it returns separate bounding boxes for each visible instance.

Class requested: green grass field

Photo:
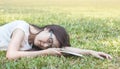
[0,0,120,69]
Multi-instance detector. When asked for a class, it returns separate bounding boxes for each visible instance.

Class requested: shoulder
[10,20,30,35]
[10,20,30,30]
[10,20,29,25]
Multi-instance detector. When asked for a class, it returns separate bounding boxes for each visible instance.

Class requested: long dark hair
[29,24,71,50]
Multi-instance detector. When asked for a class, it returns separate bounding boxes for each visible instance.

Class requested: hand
[90,51,112,60]
[45,48,62,56]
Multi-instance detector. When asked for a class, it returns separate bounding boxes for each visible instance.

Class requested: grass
[0,0,120,69]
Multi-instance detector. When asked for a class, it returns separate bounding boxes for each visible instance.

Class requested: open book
[60,48,83,57]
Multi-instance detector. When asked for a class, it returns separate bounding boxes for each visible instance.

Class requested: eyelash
[48,38,53,43]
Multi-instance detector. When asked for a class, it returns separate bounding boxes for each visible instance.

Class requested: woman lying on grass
[0,20,112,60]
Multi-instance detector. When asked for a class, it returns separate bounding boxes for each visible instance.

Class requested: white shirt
[0,20,32,51]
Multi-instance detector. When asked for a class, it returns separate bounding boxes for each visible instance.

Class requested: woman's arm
[6,49,61,60]
[63,47,112,60]
[6,29,61,60]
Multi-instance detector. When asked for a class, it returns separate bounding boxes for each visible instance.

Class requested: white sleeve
[10,20,32,50]
[11,20,29,35]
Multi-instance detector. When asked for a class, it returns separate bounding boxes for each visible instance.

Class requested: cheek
[54,41,60,48]
[53,37,60,48]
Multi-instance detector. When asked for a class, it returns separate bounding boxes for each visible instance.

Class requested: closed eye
[47,38,53,43]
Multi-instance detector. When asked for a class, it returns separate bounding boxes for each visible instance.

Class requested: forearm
[64,47,95,55]
[18,50,48,57]
[6,50,49,59]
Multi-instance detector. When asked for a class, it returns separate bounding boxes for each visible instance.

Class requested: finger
[107,55,112,60]
[105,54,110,59]
[55,50,62,56]
[95,54,104,60]
[98,52,108,57]
[98,52,112,60]
[106,55,109,59]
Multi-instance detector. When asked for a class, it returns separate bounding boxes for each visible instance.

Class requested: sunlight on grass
[1,0,120,69]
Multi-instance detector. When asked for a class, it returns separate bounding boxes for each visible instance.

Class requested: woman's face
[34,28,60,49]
